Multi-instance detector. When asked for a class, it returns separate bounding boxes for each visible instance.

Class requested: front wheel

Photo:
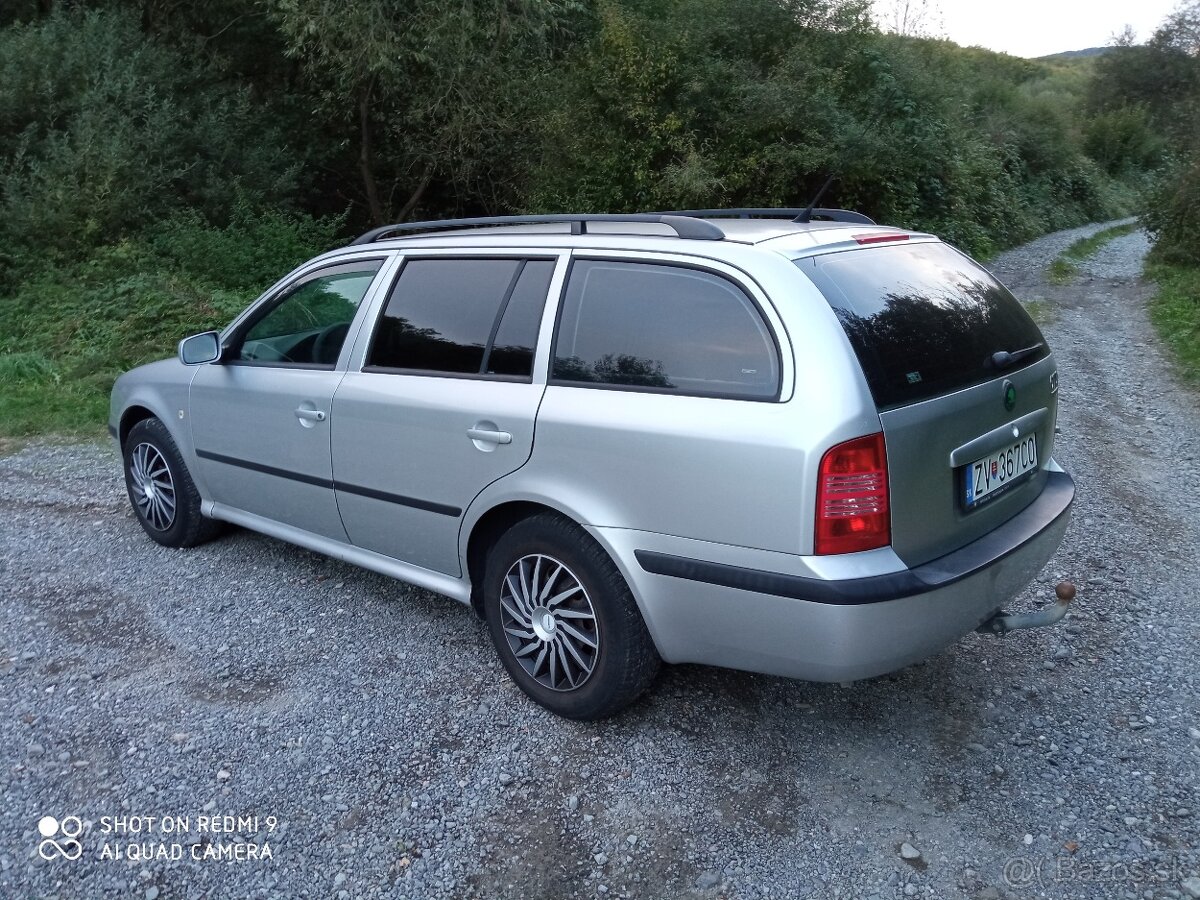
[122,418,221,548]
[483,514,660,719]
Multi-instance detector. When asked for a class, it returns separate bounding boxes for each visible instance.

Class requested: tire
[483,513,660,720]
[122,418,221,548]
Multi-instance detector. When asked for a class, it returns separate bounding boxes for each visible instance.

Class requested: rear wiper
[989,343,1044,371]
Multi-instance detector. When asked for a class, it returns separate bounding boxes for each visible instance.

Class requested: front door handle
[295,408,327,423]
[466,427,512,445]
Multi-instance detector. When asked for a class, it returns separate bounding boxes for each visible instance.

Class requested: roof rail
[348,213,725,246]
[656,208,876,225]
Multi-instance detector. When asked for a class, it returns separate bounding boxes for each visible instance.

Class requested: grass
[1046,258,1077,284]
[1146,260,1200,385]
[1047,221,1140,284]
[0,259,253,437]
[0,211,338,437]
[1022,299,1058,326]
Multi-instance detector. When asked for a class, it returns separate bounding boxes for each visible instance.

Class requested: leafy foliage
[267,0,580,224]
[0,210,337,436]
[0,8,296,269]
[1143,156,1200,267]
[0,0,1189,433]
[1089,2,1200,266]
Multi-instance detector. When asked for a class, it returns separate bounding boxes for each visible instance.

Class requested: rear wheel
[122,418,221,548]
[483,513,660,720]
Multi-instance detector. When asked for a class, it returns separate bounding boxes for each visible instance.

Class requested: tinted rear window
[367,258,550,377]
[798,242,1048,409]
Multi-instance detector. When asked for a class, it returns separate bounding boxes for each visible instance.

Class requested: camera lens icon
[37,815,83,861]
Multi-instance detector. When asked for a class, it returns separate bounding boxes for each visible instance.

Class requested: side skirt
[204,501,471,605]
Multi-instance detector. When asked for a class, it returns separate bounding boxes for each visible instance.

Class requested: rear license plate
[964,434,1038,509]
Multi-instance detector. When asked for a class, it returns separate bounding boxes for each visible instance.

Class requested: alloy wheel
[498,554,599,692]
[130,442,177,532]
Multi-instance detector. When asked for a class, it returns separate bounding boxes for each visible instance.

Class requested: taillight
[815,432,890,555]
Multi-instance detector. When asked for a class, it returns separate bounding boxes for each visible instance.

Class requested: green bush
[0,9,297,272]
[0,210,338,436]
[1083,106,1164,174]
[522,4,1134,258]
[1143,155,1200,267]
[147,202,343,293]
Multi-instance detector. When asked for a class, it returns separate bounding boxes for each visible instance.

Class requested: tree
[0,8,296,263]
[1156,1,1200,55]
[268,0,577,226]
[874,0,942,38]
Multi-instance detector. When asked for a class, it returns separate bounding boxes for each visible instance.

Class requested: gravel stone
[900,842,921,860]
[1,220,1197,899]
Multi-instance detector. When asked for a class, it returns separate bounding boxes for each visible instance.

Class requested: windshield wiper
[989,343,1044,371]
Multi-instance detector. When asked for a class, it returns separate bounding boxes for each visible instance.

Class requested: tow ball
[977,581,1076,636]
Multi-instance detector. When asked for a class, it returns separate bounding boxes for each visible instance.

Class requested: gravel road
[3,222,1198,900]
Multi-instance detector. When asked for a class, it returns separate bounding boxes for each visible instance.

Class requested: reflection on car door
[189,258,387,539]
[331,256,558,575]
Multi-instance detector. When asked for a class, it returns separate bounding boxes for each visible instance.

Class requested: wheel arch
[464,500,570,617]
[118,404,158,449]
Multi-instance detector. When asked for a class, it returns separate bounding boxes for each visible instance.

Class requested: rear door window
[551,259,779,400]
[798,242,1049,409]
[366,258,553,378]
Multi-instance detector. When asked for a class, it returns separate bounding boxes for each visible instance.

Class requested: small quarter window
[367,258,552,378]
[552,260,779,399]
[485,261,554,377]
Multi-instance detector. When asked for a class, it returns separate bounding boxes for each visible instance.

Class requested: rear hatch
[797,240,1058,567]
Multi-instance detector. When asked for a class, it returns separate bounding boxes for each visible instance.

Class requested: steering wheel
[312,322,350,365]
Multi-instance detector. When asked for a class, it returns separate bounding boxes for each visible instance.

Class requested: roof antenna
[794,174,836,223]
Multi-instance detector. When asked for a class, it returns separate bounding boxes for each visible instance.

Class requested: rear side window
[367,258,553,377]
[551,260,779,400]
[798,242,1049,409]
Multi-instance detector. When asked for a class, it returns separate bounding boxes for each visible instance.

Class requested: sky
[872,0,1184,58]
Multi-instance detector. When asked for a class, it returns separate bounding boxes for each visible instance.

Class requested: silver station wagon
[110,210,1075,719]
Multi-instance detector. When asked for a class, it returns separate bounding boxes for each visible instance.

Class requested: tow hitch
[978,581,1076,636]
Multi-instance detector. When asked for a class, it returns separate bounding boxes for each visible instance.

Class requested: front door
[332,255,560,575]
[189,258,386,540]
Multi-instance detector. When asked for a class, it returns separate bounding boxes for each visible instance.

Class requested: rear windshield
[797,241,1049,409]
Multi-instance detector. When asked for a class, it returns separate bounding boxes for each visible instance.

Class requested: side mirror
[178,331,222,366]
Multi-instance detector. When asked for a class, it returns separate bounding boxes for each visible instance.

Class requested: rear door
[330,254,561,576]
[798,240,1059,566]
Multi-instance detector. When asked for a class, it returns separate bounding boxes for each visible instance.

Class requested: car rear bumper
[596,469,1074,681]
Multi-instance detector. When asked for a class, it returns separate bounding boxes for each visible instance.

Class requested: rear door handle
[295,408,327,422]
[466,427,512,445]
